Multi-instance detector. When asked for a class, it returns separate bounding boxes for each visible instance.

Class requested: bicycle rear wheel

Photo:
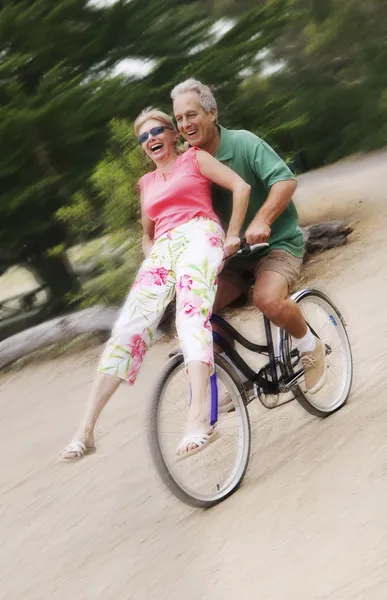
[148,353,251,509]
[281,289,353,417]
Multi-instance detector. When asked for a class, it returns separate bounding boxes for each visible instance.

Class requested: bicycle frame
[210,313,279,392]
[208,313,304,424]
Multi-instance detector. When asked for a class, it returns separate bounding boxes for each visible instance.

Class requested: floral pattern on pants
[98,217,225,384]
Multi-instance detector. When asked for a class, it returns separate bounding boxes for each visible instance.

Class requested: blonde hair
[134,107,177,137]
[134,107,185,154]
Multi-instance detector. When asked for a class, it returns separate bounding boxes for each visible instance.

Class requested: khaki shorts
[219,249,303,300]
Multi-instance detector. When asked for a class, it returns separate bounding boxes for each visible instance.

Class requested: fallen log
[0,306,119,370]
[0,220,352,370]
[303,220,353,255]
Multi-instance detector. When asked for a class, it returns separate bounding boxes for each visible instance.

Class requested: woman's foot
[176,427,219,460]
[60,431,95,461]
[176,414,219,459]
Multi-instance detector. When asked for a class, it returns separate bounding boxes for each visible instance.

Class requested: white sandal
[176,428,219,460]
[60,441,96,461]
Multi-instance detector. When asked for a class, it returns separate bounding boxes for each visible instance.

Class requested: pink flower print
[204,315,212,331]
[166,230,172,240]
[176,274,193,295]
[201,343,214,366]
[133,271,154,287]
[128,333,147,360]
[182,294,203,316]
[134,266,169,287]
[127,354,142,385]
[126,333,148,384]
[207,234,223,247]
[150,266,169,286]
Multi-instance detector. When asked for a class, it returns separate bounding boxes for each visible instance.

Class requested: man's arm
[245,179,297,244]
[243,138,297,244]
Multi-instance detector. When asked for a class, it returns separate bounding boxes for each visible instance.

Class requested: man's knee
[252,271,289,321]
[253,287,285,320]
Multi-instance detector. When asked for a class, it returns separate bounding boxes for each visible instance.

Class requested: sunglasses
[138,125,173,145]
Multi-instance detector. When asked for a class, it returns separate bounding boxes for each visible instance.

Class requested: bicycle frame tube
[209,312,287,422]
[190,374,218,426]
[264,316,278,387]
[212,331,279,395]
[212,331,258,381]
[210,314,268,354]
[210,374,218,426]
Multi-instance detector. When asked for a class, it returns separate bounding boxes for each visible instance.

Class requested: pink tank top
[139,147,221,240]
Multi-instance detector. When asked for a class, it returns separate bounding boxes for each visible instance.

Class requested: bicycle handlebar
[222,240,269,262]
[235,241,269,256]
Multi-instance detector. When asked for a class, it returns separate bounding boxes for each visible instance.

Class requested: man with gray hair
[171,78,326,393]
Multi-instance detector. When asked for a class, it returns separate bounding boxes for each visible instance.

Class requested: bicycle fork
[189,374,219,426]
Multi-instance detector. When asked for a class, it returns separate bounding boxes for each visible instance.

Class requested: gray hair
[171,78,217,114]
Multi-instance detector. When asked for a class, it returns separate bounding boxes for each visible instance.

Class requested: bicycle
[148,243,353,509]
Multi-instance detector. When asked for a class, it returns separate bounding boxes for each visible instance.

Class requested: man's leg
[252,270,306,337]
[252,266,326,393]
[213,278,244,313]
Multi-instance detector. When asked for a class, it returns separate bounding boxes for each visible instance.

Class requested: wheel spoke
[151,357,250,507]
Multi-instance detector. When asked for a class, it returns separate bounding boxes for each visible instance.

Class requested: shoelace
[300,355,317,370]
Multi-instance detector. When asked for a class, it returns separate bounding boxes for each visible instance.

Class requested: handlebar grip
[236,242,269,256]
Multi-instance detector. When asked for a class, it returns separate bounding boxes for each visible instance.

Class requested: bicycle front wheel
[281,289,353,417]
[148,353,251,509]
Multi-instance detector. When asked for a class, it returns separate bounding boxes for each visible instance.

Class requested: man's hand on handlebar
[222,238,270,262]
[223,235,241,258]
[245,220,271,245]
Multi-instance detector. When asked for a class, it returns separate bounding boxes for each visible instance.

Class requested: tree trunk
[23,250,81,313]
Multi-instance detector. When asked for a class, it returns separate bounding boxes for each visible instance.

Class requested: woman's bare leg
[61,372,121,459]
[179,361,212,453]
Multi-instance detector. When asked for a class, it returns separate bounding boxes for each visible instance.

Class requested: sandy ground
[1,151,387,599]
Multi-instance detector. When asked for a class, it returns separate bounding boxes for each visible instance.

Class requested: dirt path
[1,152,387,600]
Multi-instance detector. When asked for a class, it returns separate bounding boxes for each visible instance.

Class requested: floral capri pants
[98,217,225,384]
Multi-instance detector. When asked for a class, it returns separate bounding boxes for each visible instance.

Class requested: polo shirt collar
[215,125,234,161]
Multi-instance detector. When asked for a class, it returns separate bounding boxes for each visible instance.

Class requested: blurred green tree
[216,0,387,168]
[0,0,212,309]
[57,118,146,238]
[1,0,386,315]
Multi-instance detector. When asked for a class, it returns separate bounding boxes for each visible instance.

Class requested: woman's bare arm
[195,149,251,256]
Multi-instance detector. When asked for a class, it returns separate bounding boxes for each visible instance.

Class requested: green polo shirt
[213,125,304,258]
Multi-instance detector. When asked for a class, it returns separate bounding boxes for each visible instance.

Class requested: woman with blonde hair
[61,107,250,460]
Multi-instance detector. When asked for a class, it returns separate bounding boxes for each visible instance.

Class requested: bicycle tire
[148,353,251,509]
[280,288,353,417]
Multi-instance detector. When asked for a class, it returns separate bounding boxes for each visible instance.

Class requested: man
[171,79,325,393]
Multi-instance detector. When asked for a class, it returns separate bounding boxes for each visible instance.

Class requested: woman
[61,108,251,461]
